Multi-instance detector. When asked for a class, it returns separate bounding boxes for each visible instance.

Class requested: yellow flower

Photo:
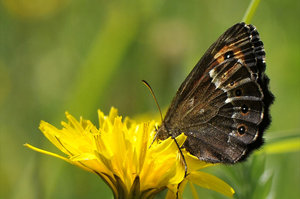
[25,107,234,198]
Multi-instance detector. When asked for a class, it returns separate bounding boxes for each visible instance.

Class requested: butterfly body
[157,22,274,163]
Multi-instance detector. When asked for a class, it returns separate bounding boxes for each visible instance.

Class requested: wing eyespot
[224,50,234,60]
[241,104,249,114]
[237,125,246,135]
[235,89,242,96]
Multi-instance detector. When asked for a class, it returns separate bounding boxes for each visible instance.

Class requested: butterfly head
[156,124,170,140]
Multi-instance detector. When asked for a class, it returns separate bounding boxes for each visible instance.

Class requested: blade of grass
[257,129,300,154]
[67,4,140,117]
[262,138,300,154]
[242,0,261,24]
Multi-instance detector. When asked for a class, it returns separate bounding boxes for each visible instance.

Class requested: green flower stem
[242,0,261,24]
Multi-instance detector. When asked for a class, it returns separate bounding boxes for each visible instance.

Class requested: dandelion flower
[25,107,234,198]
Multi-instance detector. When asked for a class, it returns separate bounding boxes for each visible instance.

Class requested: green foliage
[223,155,274,199]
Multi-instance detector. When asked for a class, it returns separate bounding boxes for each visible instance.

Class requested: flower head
[25,107,234,198]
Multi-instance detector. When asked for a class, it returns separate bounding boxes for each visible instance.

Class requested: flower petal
[187,171,235,198]
[185,153,215,172]
[24,143,70,163]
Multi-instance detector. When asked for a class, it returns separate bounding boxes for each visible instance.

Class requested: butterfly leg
[149,125,159,149]
[172,135,188,178]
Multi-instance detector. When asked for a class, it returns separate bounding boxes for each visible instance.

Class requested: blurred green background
[0,0,299,198]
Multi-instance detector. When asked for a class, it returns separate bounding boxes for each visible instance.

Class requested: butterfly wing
[157,23,274,163]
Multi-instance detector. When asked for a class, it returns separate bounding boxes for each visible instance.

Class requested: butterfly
[156,22,274,164]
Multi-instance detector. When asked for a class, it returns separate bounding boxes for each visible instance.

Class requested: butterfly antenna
[142,80,164,148]
[142,80,163,123]
[142,80,188,177]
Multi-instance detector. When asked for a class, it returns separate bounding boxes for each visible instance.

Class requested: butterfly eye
[241,104,249,113]
[230,81,234,86]
[237,125,246,135]
[235,89,242,96]
[224,50,234,59]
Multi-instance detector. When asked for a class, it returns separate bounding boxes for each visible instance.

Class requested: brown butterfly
[156,22,274,164]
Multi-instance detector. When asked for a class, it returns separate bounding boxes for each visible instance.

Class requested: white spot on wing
[227,131,235,143]
[232,112,239,119]
[253,131,259,141]
[260,112,264,120]
[225,98,233,103]
[209,68,216,78]
[214,79,222,88]
[237,59,243,64]
[187,97,194,107]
